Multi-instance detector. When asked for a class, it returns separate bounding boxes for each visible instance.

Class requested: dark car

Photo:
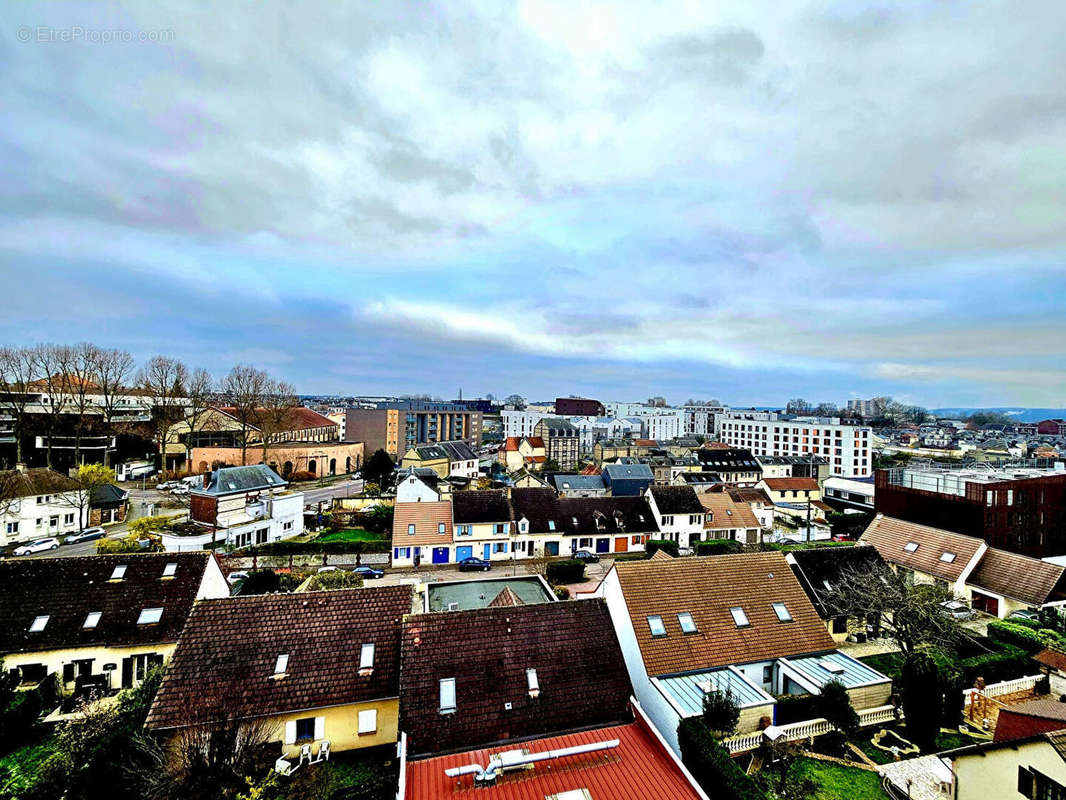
[65,527,106,545]
[353,565,384,579]
[572,550,600,563]
[458,557,491,572]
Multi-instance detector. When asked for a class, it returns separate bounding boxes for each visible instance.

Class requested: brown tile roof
[762,477,819,492]
[614,552,836,676]
[399,599,632,755]
[649,549,674,561]
[969,548,1066,607]
[648,485,704,514]
[728,487,774,506]
[0,467,81,499]
[527,436,545,448]
[218,406,336,432]
[487,587,524,607]
[392,500,454,546]
[146,586,413,730]
[699,492,760,530]
[634,439,657,447]
[0,552,213,654]
[1035,649,1066,672]
[860,515,985,583]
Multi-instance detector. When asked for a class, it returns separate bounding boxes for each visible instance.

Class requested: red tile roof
[860,515,985,583]
[392,501,454,546]
[761,477,819,492]
[404,720,705,800]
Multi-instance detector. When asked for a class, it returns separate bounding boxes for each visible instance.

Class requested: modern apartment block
[682,403,729,435]
[715,411,872,478]
[345,401,482,461]
[555,396,605,416]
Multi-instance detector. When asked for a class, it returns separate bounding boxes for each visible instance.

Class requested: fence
[963,673,1042,708]
[724,704,898,754]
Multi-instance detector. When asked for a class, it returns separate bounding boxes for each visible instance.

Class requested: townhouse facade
[0,467,87,544]
[400,440,479,479]
[644,485,706,548]
[534,417,580,470]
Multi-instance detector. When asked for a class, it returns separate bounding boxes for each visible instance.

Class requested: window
[772,602,793,622]
[647,615,667,637]
[63,513,74,525]
[527,668,540,696]
[940,552,956,563]
[357,709,377,734]
[762,665,773,684]
[5,522,17,534]
[662,515,674,526]
[677,612,697,634]
[283,520,293,531]
[729,607,750,627]
[456,525,471,536]
[689,514,701,525]
[903,542,919,553]
[439,678,456,713]
[548,520,556,531]
[274,654,289,675]
[110,565,127,580]
[832,616,848,634]
[493,542,507,553]
[295,717,315,741]
[822,579,833,592]
[137,607,163,625]
[162,562,177,578]
[359,643,375,670]
[438,522,446,535]
[83,611,102,629]
[29,615,49,632]
[407,524,416,535]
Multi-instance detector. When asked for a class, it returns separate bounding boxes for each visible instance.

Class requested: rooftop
[860,515,985,583]
[425,576,555,612]
[0,467,81,499]
[195,464,287,495]
[969,547,1066,607]
[658,667,775,715]
[648,485,704,515]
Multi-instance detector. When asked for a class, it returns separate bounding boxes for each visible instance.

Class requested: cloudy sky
[2,1,1064,407]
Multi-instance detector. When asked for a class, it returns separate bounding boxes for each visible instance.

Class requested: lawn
[316,528,383,543]
[0,735,56,796]
[319,745,397,800]
[858,652,904,681]
[788,757,888,800]
[855,724,985,765]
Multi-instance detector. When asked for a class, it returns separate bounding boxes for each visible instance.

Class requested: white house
[395,469,445,503]
[644,485,706,548]
[0,468,87,544]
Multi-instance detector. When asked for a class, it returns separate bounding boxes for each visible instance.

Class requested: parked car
[677,546,694,557]
[778,537,803,546]
[170,486,190,496]
[65,527,106,544]
[458,556,491,572]
[831,534,851,542]
[317,566,339,573]
[572,550,600,563]
[13,538,61,556]
[940,600,976,620]
[226,570,249,586]
[353,565,384,579]
[156,481,180,491]
[1008,609,1041,622]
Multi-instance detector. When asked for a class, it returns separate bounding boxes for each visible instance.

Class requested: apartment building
[554,396,605,416]
[346,401,482,461]
[501,409,552,439]
[534,417,580,470]
[715,412,872,478]
[683,403,729,435]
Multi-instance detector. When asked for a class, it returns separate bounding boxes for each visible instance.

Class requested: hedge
[242,538,389,556]
[677,718,763,800]
[696,539,745,557]
[987,619,1051,653]
[546,559,586,585]
[646,539,680,558]
[774,693,820,725]
[959,641,1032,685]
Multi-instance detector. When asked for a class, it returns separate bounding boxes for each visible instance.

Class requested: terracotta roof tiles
[968,548,1066,607]
[392,500,454,546]
[860,515,985,583]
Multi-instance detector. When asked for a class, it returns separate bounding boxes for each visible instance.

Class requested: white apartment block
[715,412,872,478]
[683,404,729,436]
[640,413,683,441]
[501,410,555,438]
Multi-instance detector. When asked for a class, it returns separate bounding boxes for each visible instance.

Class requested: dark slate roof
[452,490,512,524]
[399,599,632,755]
[0,468,80,499]
[0,553,212,654]
[649,485,705,514]
[509,489,659,536]
[551,474,606,492]
[196,465,287,495]
[90,483,128,506]
[696,448,761,470]
[413,441,478,462]
[509,488,562,533]
[680,472,724,486]
[146,586,413,730]
[536,417,578,432]
[787,546,886,618]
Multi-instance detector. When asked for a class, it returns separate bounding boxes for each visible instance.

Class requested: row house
[497,436,546,472]
[400,440,479,479]
[644,486,706,548]
[0,467,86,544]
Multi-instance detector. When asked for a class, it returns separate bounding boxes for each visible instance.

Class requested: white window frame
[137,607,163,625]
[274,654,289,675]
[647,615,667,637]
[729,606,750,627]
[357,708,377,735]
[30,615,49,632]
[110,564,127,580]
[439,677,456,713]
[772,602,792,622]
[83,611,102,629]
[359,643,375,670]
[677,612,697,634]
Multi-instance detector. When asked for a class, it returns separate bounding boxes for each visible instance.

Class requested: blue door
[484,544,492,560]
[596,538,610,553]
[456,545,473,561]
[432,547,449,564]
[545,541,559,556]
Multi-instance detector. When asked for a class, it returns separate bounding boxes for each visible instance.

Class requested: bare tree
[257,379,299,464]
[182,368,216,470]
[138,356,190,472]
[67,342,104,465]
[219,365,269,466]
[95,347,135,467]
[0,345,38,466]
[31,343,75,469]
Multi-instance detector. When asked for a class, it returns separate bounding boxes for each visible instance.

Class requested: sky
[1,1,1065,408]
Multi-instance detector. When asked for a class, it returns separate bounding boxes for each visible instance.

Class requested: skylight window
[647,615,667,637]
[137,607,163,625]
[162,562,177,577]
[359,643,375,670]
[677,612,697,634]
[110,564,127,580]
[439,678,456,713]
[83,611,101,629]
[274,654,289,675]
[526,668,539,693]
[822,579,833,592]
[548,520,556,531]
[772,602,793,622]
[29,615,49,632]
[940,552,956,563]
[818,659,846,675]
[729,607,750,627]
[903,542,919,553]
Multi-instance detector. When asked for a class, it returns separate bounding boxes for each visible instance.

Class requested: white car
[13,538,61,556]
[170,486,190,496]
[226,570,249,585]
[156,481,180,491]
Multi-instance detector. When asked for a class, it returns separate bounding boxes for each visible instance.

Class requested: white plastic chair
[318,740,331,761]
[299,743,312,765]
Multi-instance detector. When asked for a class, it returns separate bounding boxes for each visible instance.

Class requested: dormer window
[772,602,793,622]
[677,612,697,634]
[729,607,750,628]
[940,552,956,563]
[274,654,289,676]
[83,611,101,629]
[110,564,127,580]
[359,643,375,672]
[162,562,177,578]
[527,668,540,698]
[29,615,49,632]
[904,542,919,553]
[647,615,667,637]
[137,607,163,625]
[439,678,456,713]
[572,517,579,527]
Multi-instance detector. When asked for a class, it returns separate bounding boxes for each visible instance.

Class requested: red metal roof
[404,720,704,800]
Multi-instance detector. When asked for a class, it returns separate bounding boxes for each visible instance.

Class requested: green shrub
[958,642,1031,684]
[816,680,859,738]
[1007,616,1044,631]
[677,718,763,800]
[988,619,1048,653]
[245,538,388,556]
[646,539,679,558]
[554,586,570,600]
[701,689,741,738]
[546,560,586,584]
[304,570,363,591]
[696,539,745,556]
[774,693,819,725]
[901,652,942,753]
[0,692,42,748]
[238,569,281,595]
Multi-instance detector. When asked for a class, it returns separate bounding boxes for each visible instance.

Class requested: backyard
[316,528,382,543]
[0,735,56,798]
[787,757,888,800]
